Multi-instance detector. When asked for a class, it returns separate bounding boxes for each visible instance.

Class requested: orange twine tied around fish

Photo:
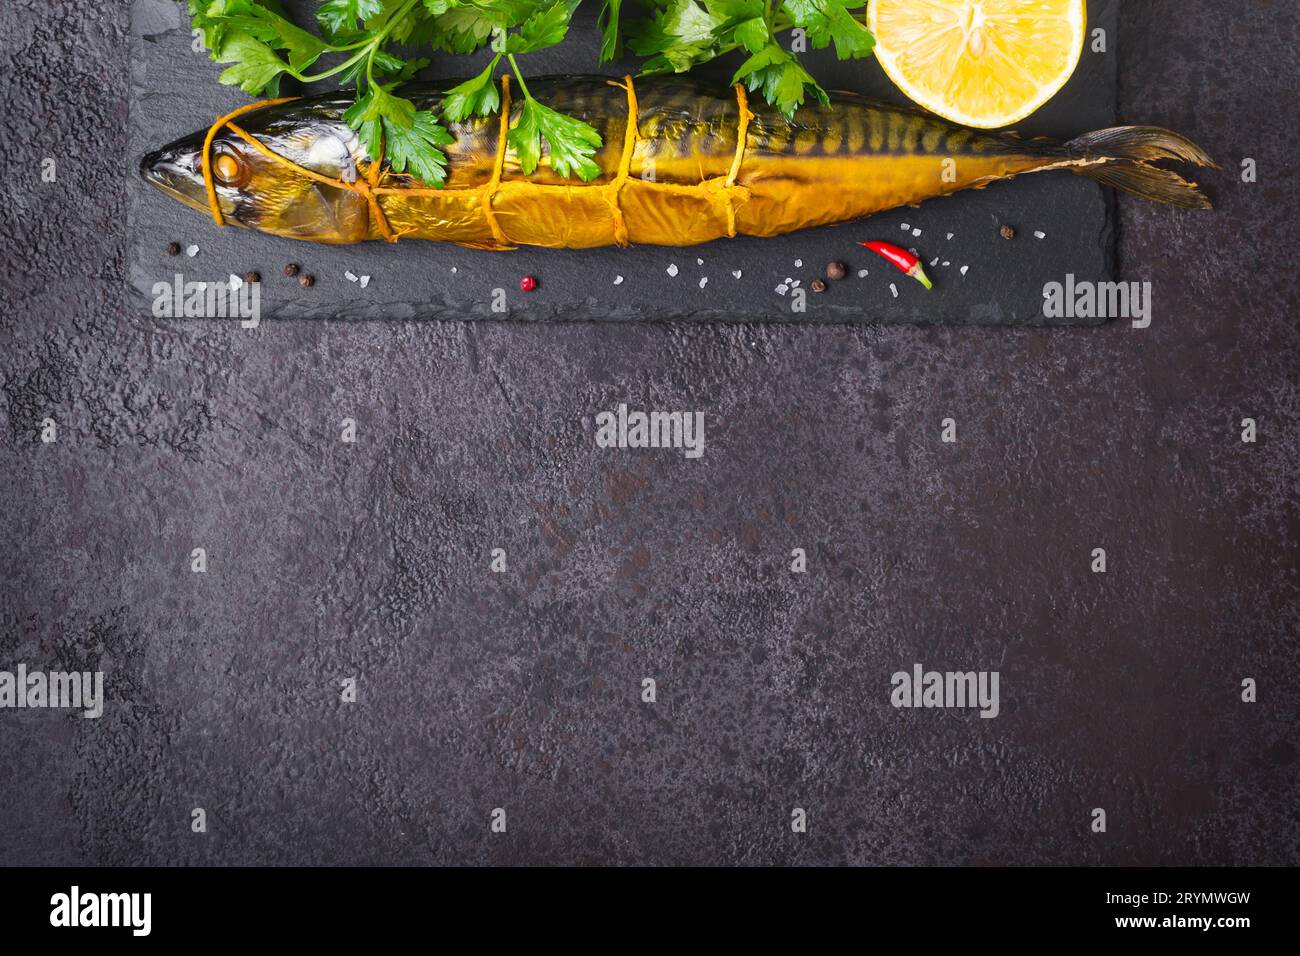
[202,98,298,228]
[203,95,403,242]
[201,76,756,248]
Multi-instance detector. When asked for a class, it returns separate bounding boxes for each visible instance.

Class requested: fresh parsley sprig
[620,0,874,117]
[187,0,876,187]
[440,0,602,178]
[189,0,604,185]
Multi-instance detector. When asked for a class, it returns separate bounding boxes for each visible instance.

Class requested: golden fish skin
[140,75,1213,249]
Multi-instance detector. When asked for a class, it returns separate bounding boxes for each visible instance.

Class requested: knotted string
[200,77,752,246]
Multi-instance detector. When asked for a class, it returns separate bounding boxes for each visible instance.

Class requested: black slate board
[127,0,1117,324]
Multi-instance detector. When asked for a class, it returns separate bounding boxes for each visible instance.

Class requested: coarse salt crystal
[229,273,242,290]
[699,276,708,289]
[857,269,869,278]
[930,258,939,267]
[697,258,704,265]
[960,265,969,276]
[359,275,370,289]
[794,258,803,267]
[450,267,458,274]
[913,228,922,237]
[791,279,800,288]
[1034,230,1046,239]
[775,284,788,295]
[901,223,910,231]
[344,270,358,282]
[613,275,624,285]
[186,245,198,257]
[946,233,954,240]
[942,261,950,267]
[889,283,898,298]
[731,269,742,279]
[667,263,678,276]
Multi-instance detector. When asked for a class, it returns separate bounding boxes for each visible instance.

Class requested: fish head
[139,98,372,243]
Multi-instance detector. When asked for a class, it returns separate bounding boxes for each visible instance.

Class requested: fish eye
[212,147,248,187]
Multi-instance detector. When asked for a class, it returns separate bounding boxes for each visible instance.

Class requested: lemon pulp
[868,0,1086,128]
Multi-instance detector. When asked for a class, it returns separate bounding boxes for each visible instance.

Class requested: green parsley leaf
[730,41,788,87]
[442,54,504,122]
[623,0,872,115]
[370,48,412,75]
[598,0,623,62]
[317,0,386,37]
[345,85,453,185]
[193,0,328,72]
[783,0,874,59]
[428,6,498,54]
[703,0,767,26]
[732,15,769,54]
[343,84,411,160]
[506,98,602,180]
[706,0,766,16]
[505,0,576,54]
[384,110,455,184]
[214,34,291,95]
[379,0,427,44]
[733,42,825,116]
[474,0,545,27]
[629,0,728,72]
[343,88,385,161]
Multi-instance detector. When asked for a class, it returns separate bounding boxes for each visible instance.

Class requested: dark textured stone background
[0,0,1296,866]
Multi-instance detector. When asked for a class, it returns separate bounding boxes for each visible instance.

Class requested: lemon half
[867,0,1086,129]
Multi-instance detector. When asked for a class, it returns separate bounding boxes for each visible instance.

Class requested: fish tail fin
[1066,126,1217,167]
[1062,126,1216,209]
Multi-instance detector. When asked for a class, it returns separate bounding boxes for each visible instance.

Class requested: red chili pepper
[859,241,932,290]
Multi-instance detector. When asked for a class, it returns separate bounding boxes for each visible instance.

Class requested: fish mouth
[139,143,226,217]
